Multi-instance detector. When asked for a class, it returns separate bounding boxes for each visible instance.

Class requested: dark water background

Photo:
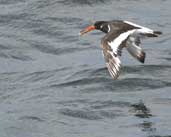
[0,0,171,137]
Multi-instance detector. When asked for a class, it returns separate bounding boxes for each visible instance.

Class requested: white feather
[124,21,154,34]
[110,51,121,72]
[108,29,136,54]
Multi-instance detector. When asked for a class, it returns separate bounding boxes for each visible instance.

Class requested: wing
[124,21,162,63]
[102,42,121,79]
[126,34,146,63]
[101,29,137,79]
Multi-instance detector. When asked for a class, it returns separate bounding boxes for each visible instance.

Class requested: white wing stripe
[108,30,136,54]
[124,21,154,33]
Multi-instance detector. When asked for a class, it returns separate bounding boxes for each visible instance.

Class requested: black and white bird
[79,20,162,79]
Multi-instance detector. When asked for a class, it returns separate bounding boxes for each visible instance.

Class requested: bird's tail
[144,31,162,37]
[153,31,162,35]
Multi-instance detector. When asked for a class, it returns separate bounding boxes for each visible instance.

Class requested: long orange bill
[79,25,96,36]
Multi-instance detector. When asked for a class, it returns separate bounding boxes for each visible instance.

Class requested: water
[0,0,171,137]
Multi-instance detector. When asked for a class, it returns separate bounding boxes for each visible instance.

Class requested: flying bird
[80,20,162,79]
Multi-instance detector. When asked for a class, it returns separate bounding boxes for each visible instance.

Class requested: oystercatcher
[80,20,162,79]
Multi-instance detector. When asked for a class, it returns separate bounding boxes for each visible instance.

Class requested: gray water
[0,0,171,137]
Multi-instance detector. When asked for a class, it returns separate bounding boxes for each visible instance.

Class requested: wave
[57,0,110,6]
[59,100,153,120]
[52,77,171,92]
[19,116,44,122]
[0,0,25,5]
[51,65,171,92]
[45,17,82,25]
[0,50,33,61]
[31,43,92,56]
[59,100,128,120]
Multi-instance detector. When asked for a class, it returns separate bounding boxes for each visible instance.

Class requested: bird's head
[79,21,109,36]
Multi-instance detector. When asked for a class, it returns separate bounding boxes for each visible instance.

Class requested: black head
[79,21,109,36]
[94,21,109,33]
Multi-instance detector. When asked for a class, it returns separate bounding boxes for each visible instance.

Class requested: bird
[79,20,162,80]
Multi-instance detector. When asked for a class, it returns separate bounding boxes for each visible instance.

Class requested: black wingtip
[139,51,146,63]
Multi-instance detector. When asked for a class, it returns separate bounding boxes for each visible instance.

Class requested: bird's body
[80,20,162,79]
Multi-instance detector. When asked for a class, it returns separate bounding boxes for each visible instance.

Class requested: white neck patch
[108,25,111,33]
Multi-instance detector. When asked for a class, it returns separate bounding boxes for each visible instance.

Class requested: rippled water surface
[0,0,171,137]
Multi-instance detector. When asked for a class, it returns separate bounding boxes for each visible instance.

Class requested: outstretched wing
[102,45,121,79]
[125,26,161,63]
[126,35,146,63]
[101,30,136,79]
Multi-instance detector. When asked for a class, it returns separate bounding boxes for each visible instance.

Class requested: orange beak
[79,25,96,36]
